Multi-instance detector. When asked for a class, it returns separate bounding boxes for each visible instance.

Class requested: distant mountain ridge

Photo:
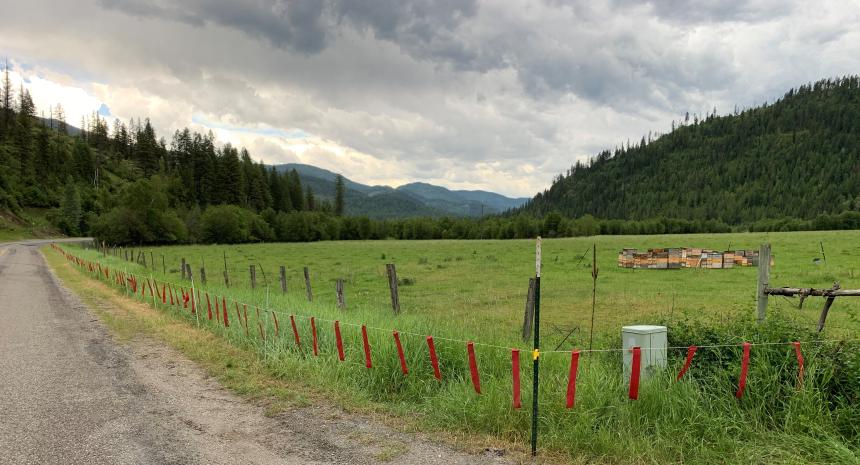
[273,163,528,219]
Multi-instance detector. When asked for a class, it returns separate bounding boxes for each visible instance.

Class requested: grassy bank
[55,232,860,464]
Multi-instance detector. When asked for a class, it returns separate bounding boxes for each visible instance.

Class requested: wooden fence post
[304,267,313,302]
[279,266,287,293]
[186,264,193,282]
[756,243,771,323]
[161,255,165,274]
[141,251,146,268]
[250,265,257,289]
[336,279,345,309]
[200,266,207,285]
[521,277,536,342]
[181,258,186,280]
[386,264,401,314]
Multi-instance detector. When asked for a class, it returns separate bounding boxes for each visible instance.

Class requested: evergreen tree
[305,186,315,211]
[0,58,12,137]
[59,178,81,235]
[288,169,303,211]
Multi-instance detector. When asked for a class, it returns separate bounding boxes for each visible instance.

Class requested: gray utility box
[622,325,668,380]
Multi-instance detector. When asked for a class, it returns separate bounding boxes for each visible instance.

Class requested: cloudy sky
[2,0,859,197]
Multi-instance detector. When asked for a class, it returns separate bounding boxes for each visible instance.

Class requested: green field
[62,230,860,464]
[119,230,860,343]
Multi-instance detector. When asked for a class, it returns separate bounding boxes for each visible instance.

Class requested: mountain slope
[273,163,527,219]
[523,77,860,225]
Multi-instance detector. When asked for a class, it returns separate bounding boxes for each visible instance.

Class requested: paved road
[0,242,510,465]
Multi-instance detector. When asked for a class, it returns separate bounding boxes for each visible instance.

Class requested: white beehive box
[622,325,667,380]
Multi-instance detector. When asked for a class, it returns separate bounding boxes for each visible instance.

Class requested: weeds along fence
[53,243,860,463]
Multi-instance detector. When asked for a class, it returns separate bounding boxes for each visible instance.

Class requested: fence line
[57,244,859,357]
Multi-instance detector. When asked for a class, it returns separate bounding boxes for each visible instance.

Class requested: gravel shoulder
[0,242,517,465]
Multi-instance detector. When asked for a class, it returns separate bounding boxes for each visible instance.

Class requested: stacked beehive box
[617,248,761,269]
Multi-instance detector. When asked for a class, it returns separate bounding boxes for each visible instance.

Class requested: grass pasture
[60,230,860,464]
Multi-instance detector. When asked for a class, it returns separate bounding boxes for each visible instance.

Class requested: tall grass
[62,244,859,464]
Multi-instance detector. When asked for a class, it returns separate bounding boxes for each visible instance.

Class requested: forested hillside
[2,65,859,245]
[524,77,860,230]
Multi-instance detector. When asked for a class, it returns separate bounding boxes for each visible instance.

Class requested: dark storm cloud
[99,0,329,53]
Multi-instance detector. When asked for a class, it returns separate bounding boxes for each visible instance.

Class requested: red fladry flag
[243,305,249,337]
[161,284,166,304]
[334,320,345,361]
[310,317,318,356]
[361,325,372,369]
[793,341,804,387]
[215,298,221,323]
[629,346,641,400]
[271,311,279,337]
[222,297,229,327]
[206,293,213,320]
[393,331,408,375]
[467,342,481,394]
[512,348,521,409]
[736,342,751,399]
[290,315,301,348]
[676,346,698,381]
[426,336,442,381]
[190,290,196,314]
[566,350,581,408]
[169,285,175,305]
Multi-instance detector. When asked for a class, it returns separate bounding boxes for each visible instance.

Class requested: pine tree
[334,174,345,216]
[0,58,12,136]
[59,178,82,235]
[305,186,315,211]
[288,169,303,211]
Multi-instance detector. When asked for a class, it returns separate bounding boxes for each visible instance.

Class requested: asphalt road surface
[0,241,511,465]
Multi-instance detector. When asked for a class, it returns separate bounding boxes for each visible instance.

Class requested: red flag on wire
[222,297,229,327]
[243,305,249,337]
[426,336,441,381]
[334,320,345,361]
[393,331,408,375]
[736,342,751,399]
[290,315,300,348]
[467,342,481,394]
[566,350,581,408]
[676,346,697,381]
[206,293,212,320]
[512,348,521,409]
[271,311,279,336]
[361,325,372,369]
[629,347,641,400]
[310,317,318,356]
[793,341,804,387]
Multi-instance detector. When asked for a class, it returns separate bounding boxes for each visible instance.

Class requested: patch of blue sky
[191,114,309,139]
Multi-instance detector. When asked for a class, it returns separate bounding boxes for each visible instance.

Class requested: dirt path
[0,241,513,465]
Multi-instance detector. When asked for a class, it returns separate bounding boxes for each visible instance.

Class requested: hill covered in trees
[523,76,860,231]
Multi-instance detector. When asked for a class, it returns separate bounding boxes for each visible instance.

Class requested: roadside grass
[52,234,860,464]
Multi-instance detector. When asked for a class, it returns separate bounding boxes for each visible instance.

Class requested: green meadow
[61,230,860,464]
